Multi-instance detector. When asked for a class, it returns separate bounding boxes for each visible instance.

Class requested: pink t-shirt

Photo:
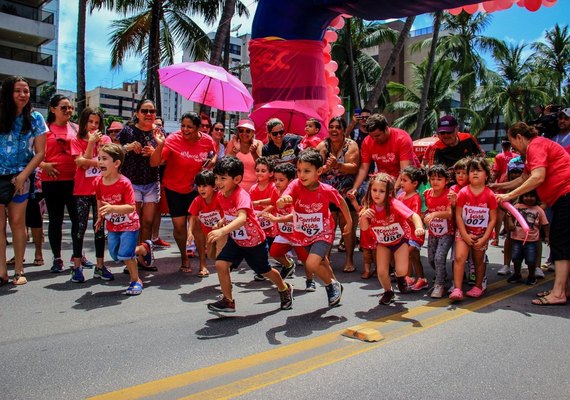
[424,188,454,237]
[236,151,257,192]
[42,123,78,181]
[456,186,498,236]
[188,195,223,234]
[523,136,570,206]
[270,189,296,243]
[510,204,548,243]
[161,132,216,193]
[216,186,265,247]
[94,175,140,232]
[281,179,342,246]
[298,135,322,150]
[449,183,466,194]
[397,192,424,245]
[364,198,414,246]
[249,182,278,237]
[71,135,111,196]
[361,127,414,178]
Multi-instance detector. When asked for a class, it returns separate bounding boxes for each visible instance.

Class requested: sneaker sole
[207,305,236,313]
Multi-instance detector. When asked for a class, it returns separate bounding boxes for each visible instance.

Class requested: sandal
[13,273,27,286]
[337,243,346,252]
[7,257,15,265]
[179,266,192,273]
[536,290,570,299]
[33,258,44,266]
[197,269,210,278]
[360,270,375,279]
[343,265,356,273]
[531,296,566,306]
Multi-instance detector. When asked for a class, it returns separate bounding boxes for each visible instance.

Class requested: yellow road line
[89,277,549,400]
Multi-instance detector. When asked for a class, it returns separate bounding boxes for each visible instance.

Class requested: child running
[69,108,111,283]
[206,156,293,313]
[423,165,454,298]
[94,143,153,296]
[276,149,350,306]
[450,157,497,301]
[359,173,425,305]
[397,166,427,290]
[505,190,549,285]
[187,170,222,277]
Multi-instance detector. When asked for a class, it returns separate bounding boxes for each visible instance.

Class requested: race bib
[85,165,102,177]
[105,213,131,225]
[294,212,324,238]
[462,206,489,229]
[429,218,449,236]
[199,210,222,228]
[372,223,405,245]
[254,210,273,230]
[225,215,250,241]
[278,221,294,234]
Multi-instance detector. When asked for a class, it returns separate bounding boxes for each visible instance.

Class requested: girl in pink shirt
[450,157,497,301]
[359,173,425,305]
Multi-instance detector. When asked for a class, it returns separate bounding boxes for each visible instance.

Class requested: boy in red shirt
[206,157,293,313]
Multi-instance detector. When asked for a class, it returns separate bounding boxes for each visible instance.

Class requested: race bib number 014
[293,212,323,238]
[225,215,250,241]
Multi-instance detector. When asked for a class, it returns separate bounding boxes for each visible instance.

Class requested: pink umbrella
[158,61,253,112]
[249,100,325,144]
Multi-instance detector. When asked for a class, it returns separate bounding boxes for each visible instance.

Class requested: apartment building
[86,82,142,121]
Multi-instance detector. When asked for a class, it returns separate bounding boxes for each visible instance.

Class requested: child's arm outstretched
[207,209,247,244]
[359,207,374,231]
[409,213,426,237]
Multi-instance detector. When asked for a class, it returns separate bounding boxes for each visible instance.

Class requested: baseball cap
[437,115,458,133]
[559,108,570,118]
[108,121,123,131]
[236,118,255,130]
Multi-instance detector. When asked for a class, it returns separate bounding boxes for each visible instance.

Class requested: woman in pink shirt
[225,119,263,192]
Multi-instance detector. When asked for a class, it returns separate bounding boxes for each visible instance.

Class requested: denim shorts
[217,237,271,275]
[133,181,160,203]
[511,239,538,266]
[107,230,138,261]
[408,239,422,250]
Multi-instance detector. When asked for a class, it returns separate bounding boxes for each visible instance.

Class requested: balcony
[0,0,54,23]
[0,45,53,86]
[0,1,55,46]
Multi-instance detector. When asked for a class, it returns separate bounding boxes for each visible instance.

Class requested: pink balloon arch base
[448,0,557,15]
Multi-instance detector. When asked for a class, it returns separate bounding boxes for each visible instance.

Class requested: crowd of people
[1,75,569,312]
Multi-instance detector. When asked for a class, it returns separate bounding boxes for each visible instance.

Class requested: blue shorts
[107,230,138,261]
[217,237,271,275]
[133,182,160,203]
[511,240,538,266]
[408,239,422,250]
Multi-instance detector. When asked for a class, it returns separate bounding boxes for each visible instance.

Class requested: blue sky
[57,1,569,92]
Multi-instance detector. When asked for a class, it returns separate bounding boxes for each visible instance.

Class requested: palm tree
[76,0,87,116]
[331,18,397,111]
[386,58,468,137]
[532,23,570,101]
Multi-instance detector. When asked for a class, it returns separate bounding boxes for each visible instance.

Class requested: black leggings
[73,195,105,259]
[42,181,78,259]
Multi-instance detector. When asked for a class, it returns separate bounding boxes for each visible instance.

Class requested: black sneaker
[525,276,537,286]
[379,290,395,305]
[279,283,293,310]
[507,274,522,283]
[305,279,317,292]
[279,260,295,280]
[253,273,266,281]
[207,297,236,313]
[325,280,343,307]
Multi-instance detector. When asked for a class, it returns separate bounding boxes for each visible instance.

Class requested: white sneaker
[497,264,512,276]
[431,284,445,298]
[535,267,545,279]
[482,276,488,291]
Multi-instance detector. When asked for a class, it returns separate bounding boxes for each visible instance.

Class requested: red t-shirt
[270,188,296,243]
[523,136,570,206]
[188,195,223,234]
[361,127,414,178]
[510,204,548,243]
[298,135,322,151]
[249,182,278,237]
[456,186,498,236]
[281,179,342,246]
[161,132,217,193]
[424,188,454,237]
[450,183,466,194]
[492,151,514,183]
[71,135,111,196]
[94,175,140,232]
[364,198,413,246]
[216,186,265,247]
[397,192,424,245]
[41,123,78,181]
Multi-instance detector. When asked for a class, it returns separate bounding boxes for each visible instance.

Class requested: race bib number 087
[294,212,323,237]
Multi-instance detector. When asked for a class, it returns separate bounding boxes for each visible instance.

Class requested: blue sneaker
[94,265,114,281]
[325,280,343,307]
[50,258,64,273]
[125,281,143,295]
[70,267,85,283]
[305,279,317,292]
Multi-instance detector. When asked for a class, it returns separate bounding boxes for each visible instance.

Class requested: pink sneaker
[411,278,428,291]
[466,286,485,298]
[405,276,416,286]
[449,288,464,301]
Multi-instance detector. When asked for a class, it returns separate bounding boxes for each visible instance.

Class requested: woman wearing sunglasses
[40,94,84,273]
[262,118,302,166]
[226,119,263,192]
[211,121,227,158]
[116,99,161,270]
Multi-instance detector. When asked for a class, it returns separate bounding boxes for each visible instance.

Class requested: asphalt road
[1,218,569,400]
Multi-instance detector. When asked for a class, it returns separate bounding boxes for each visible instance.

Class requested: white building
[86,82,142,121]
[0,0,58,105]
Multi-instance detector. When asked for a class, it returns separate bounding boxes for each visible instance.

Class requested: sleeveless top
[320,138,356,196]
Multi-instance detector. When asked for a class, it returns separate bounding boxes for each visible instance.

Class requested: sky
[56,1,569,92]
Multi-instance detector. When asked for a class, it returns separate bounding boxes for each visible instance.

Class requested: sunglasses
[360,116,369,120]
[238,128,253,134]
[271,129,285,137]
[139,109,156,115]
[59,105,74,112]
[213,127,224,132]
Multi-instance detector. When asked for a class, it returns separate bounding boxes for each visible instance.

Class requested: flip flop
[531,296,566,306]
[33,258,44,266]
[198,270,210,278]
[536,290,570,299]
[343,266,356,273]
[179,266,193,273]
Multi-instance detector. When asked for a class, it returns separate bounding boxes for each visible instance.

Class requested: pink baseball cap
[236,119,255,130]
